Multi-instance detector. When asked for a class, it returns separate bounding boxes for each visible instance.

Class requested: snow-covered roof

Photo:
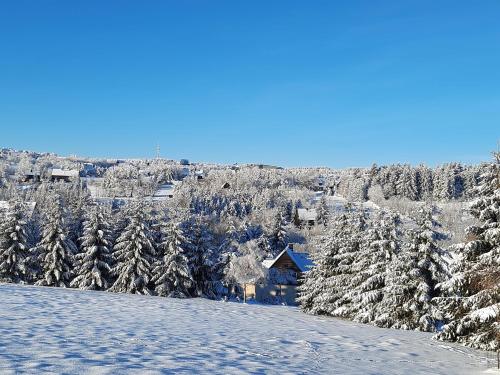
[153,184,176,200]
[51,168,79,177]
[298,208,317,221]
[263,245,314,273]
[262,259,274,268]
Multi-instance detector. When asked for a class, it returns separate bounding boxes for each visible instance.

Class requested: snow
[470,304,500,322]
[152,183,175,200]
[0,284,496,374]
[297,208,317,222]
[51,168,79,178]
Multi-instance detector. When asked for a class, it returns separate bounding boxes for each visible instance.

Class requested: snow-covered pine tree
[298,210,364,315]
[185,219,216,297]
[284,200,293,223]
[435,152,500,350]
[270,209,287,253]
[316,195,329,227]
[152,221,192,298]
[65,182,92,244]
[339,211,400,323]
[109,203,156,295]
[35,197,77,287]
[375,207,450,331]
[70,205,113,290]
[0,200,30,283]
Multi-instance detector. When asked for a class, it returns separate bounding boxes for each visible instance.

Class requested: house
[50,168,79,182]
[314,176,326,191]
[21,169,41,183]
[244,244,314,305]
[152,183,176,200]
[194,170,205,180]
[297,208,317,227]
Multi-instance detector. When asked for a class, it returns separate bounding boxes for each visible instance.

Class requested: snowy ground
[0,284,496,374]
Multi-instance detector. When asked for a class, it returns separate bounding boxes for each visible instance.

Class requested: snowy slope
[0,284,496,374]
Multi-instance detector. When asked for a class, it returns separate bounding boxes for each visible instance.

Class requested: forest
[0,148,498,351]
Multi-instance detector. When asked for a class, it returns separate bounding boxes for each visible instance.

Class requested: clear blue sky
[0,1,499,167]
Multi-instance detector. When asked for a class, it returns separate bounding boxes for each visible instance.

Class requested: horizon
[3,145,495,170]
[1,1,499,167]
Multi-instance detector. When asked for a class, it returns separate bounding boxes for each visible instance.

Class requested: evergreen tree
[35,198,77,287]
[284,200,293,223]
[435,152,500,350]
[0,200,30,283]
[316,195,329,227]
[375,208,449,331]
[340,211,400,323]
[270,210,287,253]
[109,203,156,295]
[152,221,192,298]
[70,206,113,290]
[298,212,363,315]
[185,219,216,297]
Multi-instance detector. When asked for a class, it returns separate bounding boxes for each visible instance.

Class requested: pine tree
[298,212,363,315]
[270,210,287,253]
[70,206,113,290]
[435,152,500,350]
[109,203,156,295]
[0,200,30,283]
[152,222,192,298]
[316,195,329,227]
[375,208,449,331]
[35,198,77,287]
[292,206,301,228]
[340,211,400,324]
[185,220,215,297]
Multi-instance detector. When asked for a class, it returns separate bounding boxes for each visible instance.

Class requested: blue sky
[0,1,499,167]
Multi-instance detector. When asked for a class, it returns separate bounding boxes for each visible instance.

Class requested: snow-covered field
[0,284,496,374]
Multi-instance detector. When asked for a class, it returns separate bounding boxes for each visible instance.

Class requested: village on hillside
[0,147,498,360]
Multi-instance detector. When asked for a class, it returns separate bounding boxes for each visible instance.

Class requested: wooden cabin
[244,244,314,305]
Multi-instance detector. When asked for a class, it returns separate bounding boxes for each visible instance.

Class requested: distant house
[244,244,314,305]
[314,176,326,191]
[152,183,176,200]
[21,169,41,183]
[194,170,205,180]
[297,208,317,227]
[50,168,79,182]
